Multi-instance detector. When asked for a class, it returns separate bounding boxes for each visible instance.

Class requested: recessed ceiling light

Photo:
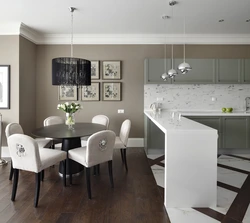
[219,19,224,22]
[246,19,250,22]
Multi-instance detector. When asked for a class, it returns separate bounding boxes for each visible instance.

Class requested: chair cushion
[113,136,125,149]
[35,138,51,148]
[68,147,87,167]
[39,149,67,171]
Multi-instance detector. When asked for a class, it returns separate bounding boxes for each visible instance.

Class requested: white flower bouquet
[57,102,81,114]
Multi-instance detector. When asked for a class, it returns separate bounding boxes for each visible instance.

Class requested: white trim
[127,138,144,148]
[19,23,42,44]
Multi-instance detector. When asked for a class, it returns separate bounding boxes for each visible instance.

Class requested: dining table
[32,122,106,175]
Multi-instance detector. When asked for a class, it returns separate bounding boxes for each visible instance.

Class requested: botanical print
[82,83,99,101]
[103,83,121,101]
[103,61,121,79]
[58,86,77,101]
[91,61,99,79]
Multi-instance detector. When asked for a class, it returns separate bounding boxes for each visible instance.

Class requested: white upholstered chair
[81,115,109,147]
[7,134,67,207]
[68,130,116,199]
[114,119,131,171]
[43,116,64,149]
[5,123,51,180]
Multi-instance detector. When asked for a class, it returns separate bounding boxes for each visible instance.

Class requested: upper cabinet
[172,59,216,84]
[242,59,250,84]
[216,59,241,84]
[144,58,172,84]
[145,58,250,84]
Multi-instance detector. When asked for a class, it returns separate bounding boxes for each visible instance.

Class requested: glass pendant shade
[52,57,91,86]
[178,62,192,74]
[161,72,168,81]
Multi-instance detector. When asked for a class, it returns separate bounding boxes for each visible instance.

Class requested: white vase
[65,113,75,130]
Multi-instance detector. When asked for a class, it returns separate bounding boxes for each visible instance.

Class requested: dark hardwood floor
[0,148,170,223]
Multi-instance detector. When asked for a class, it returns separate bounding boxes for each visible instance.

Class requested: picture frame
[58,85,78,101]
[91,61,100,79]
[81,82,100,101]
[102,61,121,80]
[103,82,121,101]
[0,65,10,109]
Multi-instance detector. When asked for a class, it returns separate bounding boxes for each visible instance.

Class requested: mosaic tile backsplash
[144,84,250,111]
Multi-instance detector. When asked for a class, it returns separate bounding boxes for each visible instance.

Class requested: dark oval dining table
[32,123,106,174]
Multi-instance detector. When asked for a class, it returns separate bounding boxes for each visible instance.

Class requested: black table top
[32,123,106,139]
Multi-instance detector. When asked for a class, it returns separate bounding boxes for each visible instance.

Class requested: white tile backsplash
[144,84,250,111]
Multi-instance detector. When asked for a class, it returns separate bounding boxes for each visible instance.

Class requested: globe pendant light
[178,15,192,74]
[167,1,178,79]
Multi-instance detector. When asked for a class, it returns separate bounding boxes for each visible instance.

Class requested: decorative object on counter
[102,61,121,80]
[178,14,192,74]
[58,85,78,101]
[103,82,121,101]
[222,107,233,113]
[245,97,250,112]
[52,7,91,87]
[81,82,100,101]
[0,65,10,109]
[91,61,100,80]
[150,102,162,113]
[0,113,8,165]
[57,102,82,129]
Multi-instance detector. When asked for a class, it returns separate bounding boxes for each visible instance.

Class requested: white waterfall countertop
[177,110,250,116]
[144,110,217,133]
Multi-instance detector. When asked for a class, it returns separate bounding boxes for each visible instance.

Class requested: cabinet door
[185,116,222,148]
[172,59,216,84]
[222,117,249,149]
[216,59,241,83]
[242,59,250,83]
[144,58,172,84]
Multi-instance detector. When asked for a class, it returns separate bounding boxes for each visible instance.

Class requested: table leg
[59,137,84,175]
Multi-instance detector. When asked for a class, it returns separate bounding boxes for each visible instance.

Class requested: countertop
[144,110,217,133]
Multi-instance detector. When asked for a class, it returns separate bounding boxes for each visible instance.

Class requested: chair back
[86,130,115,167]
[5,123,24,137]
[92,115,109,129]
[119,119,131,146]
[7,134,41,173]
[44,116,64,126]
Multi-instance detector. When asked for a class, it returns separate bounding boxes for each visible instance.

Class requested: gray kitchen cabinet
[173,59,216,84]
[144,58,172,84]
[216,59,241,83]
[242,59,250,83]
[222,117,249,149]
[185,116,222,148]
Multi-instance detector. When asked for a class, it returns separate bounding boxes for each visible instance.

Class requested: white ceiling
[1,0,250,44]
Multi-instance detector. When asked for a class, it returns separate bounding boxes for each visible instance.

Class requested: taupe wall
[0,36,19,146]
[19,36,37,136]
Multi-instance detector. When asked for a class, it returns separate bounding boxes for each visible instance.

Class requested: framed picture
[81,82,100,101]
[58,85,78,101]
[91,61,100,79]
[103,82,121,101]
[0,65,10,109]
[102,61,121,80]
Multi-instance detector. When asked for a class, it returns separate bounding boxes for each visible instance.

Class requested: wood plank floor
[0,148,170,223]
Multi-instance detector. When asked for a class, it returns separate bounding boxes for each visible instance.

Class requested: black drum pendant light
[52,7,91,87]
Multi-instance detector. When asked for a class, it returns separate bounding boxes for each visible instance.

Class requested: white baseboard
[127,138,144,148]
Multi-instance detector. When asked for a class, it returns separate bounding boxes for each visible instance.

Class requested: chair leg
[11,169,19,201]
[123,149,128,172]
[63,160,66,187]
[97,164,100,175]
[93,166,97,176]
[34,172,41,207]
[41,170,44,181]
[67,157,72,185]
[120,149,124,163]
[86,168,91,199]
[108,161,114,188]
[9,162,14,180]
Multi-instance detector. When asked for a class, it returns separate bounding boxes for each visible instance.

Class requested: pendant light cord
[171,5,174,69]
[164,16,167,72]
[183,15,186,62]
[71,10,74,58]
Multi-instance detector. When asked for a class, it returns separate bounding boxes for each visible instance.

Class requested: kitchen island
[144,110,218,208]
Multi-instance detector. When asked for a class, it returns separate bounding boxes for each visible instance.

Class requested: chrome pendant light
[167,0,178,79]
[178,14,192,74]
[52,7,91,87]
